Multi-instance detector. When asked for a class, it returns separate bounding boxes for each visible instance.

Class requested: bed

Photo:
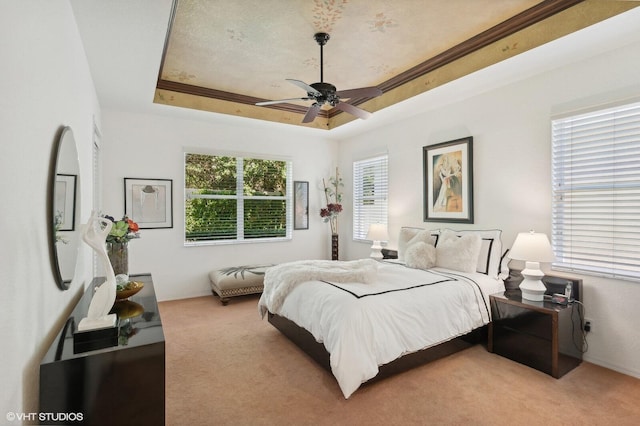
[258,228,507,399]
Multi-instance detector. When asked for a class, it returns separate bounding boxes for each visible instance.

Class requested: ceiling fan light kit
[256,32,382,123]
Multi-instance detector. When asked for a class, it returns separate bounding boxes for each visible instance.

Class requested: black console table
[40,274,165,425]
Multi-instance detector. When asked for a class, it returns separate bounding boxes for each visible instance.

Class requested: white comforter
[258,260,504,399]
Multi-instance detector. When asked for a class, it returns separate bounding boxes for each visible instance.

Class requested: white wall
[0,1,100,419]
[100,108,338,301]
[337,36,640,378]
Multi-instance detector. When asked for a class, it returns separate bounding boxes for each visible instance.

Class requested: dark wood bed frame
[268,312,487,386]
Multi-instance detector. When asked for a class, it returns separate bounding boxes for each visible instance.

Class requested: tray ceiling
[154,0,637,129]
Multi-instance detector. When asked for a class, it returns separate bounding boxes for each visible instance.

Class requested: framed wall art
[124,178,173,229]
[54,174,77,231]
[423,136,474,223]
[294,181,309,230]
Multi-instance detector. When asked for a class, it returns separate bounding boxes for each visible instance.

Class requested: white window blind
[353,155,388,241]
[551,101,640,281]
[92,122,102,278]
[184,153,292,244]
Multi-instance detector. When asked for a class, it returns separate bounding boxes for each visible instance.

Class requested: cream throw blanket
[258,259,378,318]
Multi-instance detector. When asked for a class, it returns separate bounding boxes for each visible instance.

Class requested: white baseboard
[583,354,640,379]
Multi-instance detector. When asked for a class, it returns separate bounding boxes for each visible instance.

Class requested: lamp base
[519,261,547,301]
[369,241,383,259]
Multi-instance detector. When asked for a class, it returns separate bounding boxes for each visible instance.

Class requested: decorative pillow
[398,227,423,260]
[405,241,437,270]
[398,227,438,260]
[439,229,504,279]
[435,230,482,273]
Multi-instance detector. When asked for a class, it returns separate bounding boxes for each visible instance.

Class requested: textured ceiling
[160,0,540,100]
[153,0,638,129]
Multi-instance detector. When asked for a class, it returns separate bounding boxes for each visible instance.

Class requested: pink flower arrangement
[102,215,141,243]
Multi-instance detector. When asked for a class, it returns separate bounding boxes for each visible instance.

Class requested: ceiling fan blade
[336,86,382,99]
[335,102,373,120]
[302,103,322,123]
[256,97,310,106]
[287,79,322,96]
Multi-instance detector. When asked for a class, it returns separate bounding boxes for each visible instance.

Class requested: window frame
[184,150,293,246]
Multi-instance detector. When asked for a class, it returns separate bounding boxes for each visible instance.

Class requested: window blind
[92,123,102,278]
[551,101,640,280]
[185,153,292,244]
[353,155,388,241]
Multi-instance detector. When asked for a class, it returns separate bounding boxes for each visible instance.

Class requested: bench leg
[211,289,229,306]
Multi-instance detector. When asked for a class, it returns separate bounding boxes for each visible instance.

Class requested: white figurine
[77,211,118,331]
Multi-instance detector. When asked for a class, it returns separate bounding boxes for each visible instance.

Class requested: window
[353,155,388,241]
[551,101,640,281]
[184,152,292,244]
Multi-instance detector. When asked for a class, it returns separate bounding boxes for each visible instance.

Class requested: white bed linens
[259,260,504,399]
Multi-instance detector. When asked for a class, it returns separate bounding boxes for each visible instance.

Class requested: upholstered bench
[209,264,273,305]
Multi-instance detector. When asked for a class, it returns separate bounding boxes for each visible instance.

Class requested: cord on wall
[571,300,589,354]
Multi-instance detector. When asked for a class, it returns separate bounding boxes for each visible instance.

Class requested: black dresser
[40,274,165,425]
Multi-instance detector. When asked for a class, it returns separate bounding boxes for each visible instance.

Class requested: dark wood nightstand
[488,287,584,378]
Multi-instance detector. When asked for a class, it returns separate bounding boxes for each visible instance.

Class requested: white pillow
[440,229,504,279]
[398,227,438,260]
[436,230,482,273]
[405,242,436,270]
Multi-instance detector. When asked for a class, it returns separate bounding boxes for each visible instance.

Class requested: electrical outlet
[584,319,592,333]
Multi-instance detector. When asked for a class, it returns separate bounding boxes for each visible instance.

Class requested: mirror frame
[48,126,80,290]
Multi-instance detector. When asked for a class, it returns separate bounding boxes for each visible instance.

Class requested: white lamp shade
[366,224,389,242]
[508,231,555,263]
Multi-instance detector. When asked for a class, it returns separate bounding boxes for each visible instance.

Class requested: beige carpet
[159,294,640,426]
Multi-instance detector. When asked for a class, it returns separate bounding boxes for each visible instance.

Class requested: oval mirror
[49,126,81,290]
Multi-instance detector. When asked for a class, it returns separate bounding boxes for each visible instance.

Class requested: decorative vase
[106,241,129,278]
[331,234,339,261]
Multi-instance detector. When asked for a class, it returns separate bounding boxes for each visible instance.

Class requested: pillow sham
[405,241,436,270]
[435,230,482,273]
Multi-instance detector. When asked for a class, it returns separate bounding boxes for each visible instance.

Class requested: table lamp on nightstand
[367,223,389,259]
[508,231,555,301]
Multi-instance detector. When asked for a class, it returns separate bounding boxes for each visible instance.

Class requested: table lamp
[508,231,555,301]
[367,223,389,259]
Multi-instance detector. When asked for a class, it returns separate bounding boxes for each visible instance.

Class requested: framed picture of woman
[423,137,473,223]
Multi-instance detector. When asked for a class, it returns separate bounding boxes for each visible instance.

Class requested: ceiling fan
[256,32,383,123]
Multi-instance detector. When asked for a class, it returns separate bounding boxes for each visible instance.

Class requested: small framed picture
[124,178,173,229]
[423,136,474,223]
[294,181,309,230]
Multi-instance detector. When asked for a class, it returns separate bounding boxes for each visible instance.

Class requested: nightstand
[488,286,584,378]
